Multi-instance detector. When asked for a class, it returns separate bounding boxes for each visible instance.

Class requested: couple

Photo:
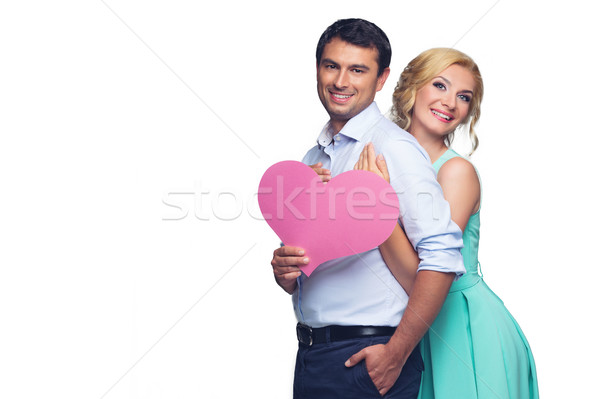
[270,18,538,399]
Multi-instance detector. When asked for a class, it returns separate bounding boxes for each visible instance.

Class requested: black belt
[296,323,396,347]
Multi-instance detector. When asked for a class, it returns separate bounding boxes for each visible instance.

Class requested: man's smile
[329,91,354,104]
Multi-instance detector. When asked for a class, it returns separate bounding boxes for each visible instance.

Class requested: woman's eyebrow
[436,75,473,94]
[435,75,451,85]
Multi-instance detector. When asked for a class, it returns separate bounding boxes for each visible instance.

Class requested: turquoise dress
[418,149,539,399]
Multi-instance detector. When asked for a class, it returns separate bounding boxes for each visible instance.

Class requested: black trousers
[293,335,423,398]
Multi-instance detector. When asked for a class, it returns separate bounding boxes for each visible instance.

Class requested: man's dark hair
[316,18,392,77]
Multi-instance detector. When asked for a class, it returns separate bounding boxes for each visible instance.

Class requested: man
[271,19,465,398]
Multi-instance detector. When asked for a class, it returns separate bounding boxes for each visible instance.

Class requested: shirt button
[335,136,341,141]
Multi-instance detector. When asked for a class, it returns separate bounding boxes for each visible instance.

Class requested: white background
[1,1,598,398]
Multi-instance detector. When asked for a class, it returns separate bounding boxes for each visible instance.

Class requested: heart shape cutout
[258,161,399,276]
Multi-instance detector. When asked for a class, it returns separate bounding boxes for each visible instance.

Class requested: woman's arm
[354,143,420,293]
[353,145,481,294]
[380,155,480,293]
[436,157,480,232]
[379,224,420,294]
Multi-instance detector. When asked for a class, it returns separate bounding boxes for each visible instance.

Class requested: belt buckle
[296,323,313,347]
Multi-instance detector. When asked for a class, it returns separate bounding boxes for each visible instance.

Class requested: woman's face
[410,64,476,138]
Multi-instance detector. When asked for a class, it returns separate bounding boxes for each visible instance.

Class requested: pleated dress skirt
[418,273,539,399]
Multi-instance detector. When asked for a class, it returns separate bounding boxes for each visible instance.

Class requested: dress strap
[432,148,460,173]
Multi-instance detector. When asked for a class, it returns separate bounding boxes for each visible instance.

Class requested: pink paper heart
[258,161,399,276]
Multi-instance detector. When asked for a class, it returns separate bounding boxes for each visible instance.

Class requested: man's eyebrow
[321,58,339,67]
[350,63,370,71]
[320,58,370,71]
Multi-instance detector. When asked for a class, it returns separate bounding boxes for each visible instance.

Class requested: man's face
[317,37,390,133]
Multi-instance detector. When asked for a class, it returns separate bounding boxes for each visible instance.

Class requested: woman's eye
[458,94,471,102]
[433,82,446,90]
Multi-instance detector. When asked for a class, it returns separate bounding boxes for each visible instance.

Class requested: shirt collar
[316,102,382,148]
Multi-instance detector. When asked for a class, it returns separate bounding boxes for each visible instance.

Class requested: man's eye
[352,69,364,73]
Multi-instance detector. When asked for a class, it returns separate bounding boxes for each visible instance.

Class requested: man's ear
[376,67,391,92]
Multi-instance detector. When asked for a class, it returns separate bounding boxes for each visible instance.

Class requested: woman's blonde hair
[390,48,483,155]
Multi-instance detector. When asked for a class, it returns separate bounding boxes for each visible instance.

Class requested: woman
[352,48,539,398]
